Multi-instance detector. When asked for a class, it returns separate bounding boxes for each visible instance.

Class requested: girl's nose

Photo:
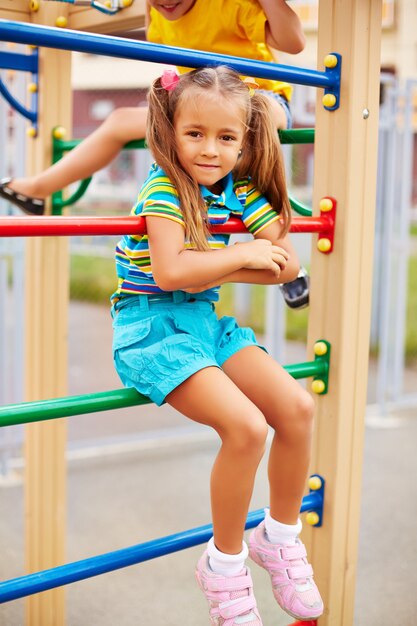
[201,139,218,157]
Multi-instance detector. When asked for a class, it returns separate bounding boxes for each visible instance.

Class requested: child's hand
[237,239,289,275]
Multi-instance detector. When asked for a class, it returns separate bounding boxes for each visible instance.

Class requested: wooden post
[24,3,71,626]
[304,2,383,625]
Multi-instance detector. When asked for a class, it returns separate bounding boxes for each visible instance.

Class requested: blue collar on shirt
[200,173,243,224]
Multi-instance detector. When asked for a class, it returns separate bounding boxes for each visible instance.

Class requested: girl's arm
[260,0,305,54]
[145,216,287,291]
[254,219,301,283]
[184,268,289,293]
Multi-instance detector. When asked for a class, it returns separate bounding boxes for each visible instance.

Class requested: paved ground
[1,301,417,625]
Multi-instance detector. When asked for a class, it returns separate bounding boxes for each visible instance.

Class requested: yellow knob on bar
[323,93,337,108]
[306,512,320,526]
[319,197,333,213]
[324,54,338,69]
[311,379,325,394]
[56,16,68,28]
[53,126,66,140]
[308,476,323,491]
[317,238,331,253]
[314,341,328,357]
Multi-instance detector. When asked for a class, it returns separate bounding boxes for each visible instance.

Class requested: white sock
[207,537,248,576]
[264,508,302,546]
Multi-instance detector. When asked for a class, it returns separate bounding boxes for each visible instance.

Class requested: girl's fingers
[272,253,288,270]
[271,245,290,260]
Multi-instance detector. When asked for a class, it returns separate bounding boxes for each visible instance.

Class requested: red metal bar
[0,215,332,237]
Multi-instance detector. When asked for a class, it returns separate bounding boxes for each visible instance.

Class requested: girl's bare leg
[9,107,148,198]
[269,98,289,130]
[222,346,315,524]
[167,366,268,555]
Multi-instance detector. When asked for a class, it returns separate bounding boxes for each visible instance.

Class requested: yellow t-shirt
[147,0,292,102]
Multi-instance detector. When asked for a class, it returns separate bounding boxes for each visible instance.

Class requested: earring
[238,149,242,157]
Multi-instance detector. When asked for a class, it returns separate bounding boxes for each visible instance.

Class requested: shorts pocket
[112,318,152,351]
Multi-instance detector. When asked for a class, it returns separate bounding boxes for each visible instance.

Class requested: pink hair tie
[161,69,180,91]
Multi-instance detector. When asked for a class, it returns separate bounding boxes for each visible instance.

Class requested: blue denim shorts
[112,292,264,406]
[258,90,293,129]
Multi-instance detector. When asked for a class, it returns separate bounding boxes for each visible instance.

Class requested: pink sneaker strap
[206,574,253,592]
[288,563,314,579]
[280,544,307,561]
[216,595,257,619]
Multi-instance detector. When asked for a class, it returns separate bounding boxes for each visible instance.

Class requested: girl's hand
[237,239,289,275]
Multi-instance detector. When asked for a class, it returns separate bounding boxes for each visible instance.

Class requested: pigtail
[235,93,292,237]
[146,77,211,250]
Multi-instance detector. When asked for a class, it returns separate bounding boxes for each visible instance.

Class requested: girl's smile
[174,93,245,192]
[148,0,196,20]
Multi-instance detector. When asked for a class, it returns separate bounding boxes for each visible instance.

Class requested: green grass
[70,255,116,304]
[406,254,417,363]
[70,249,416,361]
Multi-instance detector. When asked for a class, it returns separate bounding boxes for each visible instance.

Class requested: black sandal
[280,266,310,309]
[0,177,45,216]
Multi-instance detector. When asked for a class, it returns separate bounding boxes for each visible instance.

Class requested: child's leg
[268,97,290,130]
[167,366,268,554]
[222,346,323,620]
[9,106,147,198]
[167,366,265,624]
[222,346,314,523]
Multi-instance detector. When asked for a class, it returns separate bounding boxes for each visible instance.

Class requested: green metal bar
[53,177,93,213]
[0,359,326,428]
[279,128,315,144]
[289,196,312,217]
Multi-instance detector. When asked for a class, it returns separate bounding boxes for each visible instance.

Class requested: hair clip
[242,76,260,97]
[161,69,180,91]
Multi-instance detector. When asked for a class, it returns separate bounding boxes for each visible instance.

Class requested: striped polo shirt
[112,164,280,303]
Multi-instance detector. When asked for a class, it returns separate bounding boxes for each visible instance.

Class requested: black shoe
[0,177,45,215]
[280,267,310,309]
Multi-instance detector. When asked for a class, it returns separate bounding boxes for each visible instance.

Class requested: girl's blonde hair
[146,65,291,250]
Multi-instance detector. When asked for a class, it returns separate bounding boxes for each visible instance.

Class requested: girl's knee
[223,413,268,456]
[277,391,315,441]
[103,107,147,141]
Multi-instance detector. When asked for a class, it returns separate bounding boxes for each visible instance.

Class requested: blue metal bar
[0,78,37,123]
[0,492,322,603]
[0,20,338,90]
[0,50,38,73]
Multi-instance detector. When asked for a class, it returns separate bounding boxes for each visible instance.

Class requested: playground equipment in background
[0,3,385,625]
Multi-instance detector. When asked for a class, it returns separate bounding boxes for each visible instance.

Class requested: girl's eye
[221,135,236,142]
[187,131,201,138]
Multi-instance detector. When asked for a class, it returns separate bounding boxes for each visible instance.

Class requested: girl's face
[148,0,196,20]
[174,92,246,192]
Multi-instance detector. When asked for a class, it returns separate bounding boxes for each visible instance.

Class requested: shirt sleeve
[132,176,185,228]
[235,0,268,46]
[242,181,280,235]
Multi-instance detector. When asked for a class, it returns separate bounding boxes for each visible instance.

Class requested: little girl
[111,66,323,625]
